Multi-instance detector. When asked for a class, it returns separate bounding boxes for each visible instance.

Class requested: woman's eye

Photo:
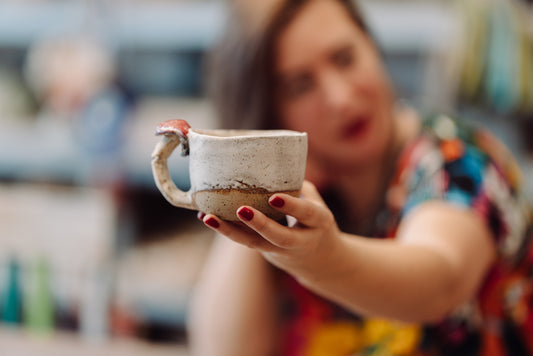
[283,74,314,99]
[332,47,355,69]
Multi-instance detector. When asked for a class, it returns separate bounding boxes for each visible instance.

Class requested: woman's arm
[300,201,496,323]
[201,181,496,323]
[187,236,278,356]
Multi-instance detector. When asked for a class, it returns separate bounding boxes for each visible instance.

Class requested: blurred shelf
[0,97,215,188]
[0,1,225,51]
[0,327,188,356]
[359,1,459,53]
[115,217,213,329]
[0,1,459,54]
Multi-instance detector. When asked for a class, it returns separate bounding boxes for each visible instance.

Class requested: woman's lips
[342,118,370,140]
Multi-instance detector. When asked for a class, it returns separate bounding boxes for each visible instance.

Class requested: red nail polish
[197,211,206,221]
[270,196,285,208]
[204,217,220,229]
[237,207,254,221]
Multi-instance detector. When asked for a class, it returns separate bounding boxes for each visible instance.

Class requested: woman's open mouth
[342,117,370,140]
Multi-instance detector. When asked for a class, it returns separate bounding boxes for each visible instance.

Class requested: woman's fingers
[200,181,332,252]
[202,213,280,252]
[236,206,306,249]
[268,182,332,228]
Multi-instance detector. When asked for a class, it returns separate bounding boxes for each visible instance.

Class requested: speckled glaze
[152,121,307,220]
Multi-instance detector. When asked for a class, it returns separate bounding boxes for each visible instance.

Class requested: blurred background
[0,0,532,354]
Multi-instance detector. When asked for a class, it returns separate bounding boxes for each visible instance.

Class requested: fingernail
[270,196,285,208]
[204,217,220,229]
[237,207,254,221]
[197,211,206,221]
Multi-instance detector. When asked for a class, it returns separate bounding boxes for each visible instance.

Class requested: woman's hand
[200,181,342,276]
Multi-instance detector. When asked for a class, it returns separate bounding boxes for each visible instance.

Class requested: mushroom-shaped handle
[151,120,196,210]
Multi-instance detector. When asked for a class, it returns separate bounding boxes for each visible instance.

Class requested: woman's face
[275,0,396,171]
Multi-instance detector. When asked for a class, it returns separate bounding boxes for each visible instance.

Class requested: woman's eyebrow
[329,42,354,56]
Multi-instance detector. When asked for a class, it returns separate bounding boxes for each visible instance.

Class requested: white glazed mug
[151,120,308,221]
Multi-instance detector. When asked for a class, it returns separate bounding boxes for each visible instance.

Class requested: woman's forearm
[294,235,459,323]
[291,204,494,324]
[187,237,278,356]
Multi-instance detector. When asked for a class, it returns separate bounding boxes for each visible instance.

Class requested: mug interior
[191,128,305,138]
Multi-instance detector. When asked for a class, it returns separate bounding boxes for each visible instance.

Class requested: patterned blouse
[279,115,533,356]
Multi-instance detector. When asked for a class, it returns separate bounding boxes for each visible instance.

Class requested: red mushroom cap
[155,119,191,137]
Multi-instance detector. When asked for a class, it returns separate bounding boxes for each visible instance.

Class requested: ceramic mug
[151,120,308,221]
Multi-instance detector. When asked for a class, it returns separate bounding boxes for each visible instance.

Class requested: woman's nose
[320,71,352,114]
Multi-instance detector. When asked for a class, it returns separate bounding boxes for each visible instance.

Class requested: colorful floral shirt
[280,115,533,356]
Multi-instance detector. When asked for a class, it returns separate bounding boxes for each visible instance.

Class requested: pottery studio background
[0,0,532,355]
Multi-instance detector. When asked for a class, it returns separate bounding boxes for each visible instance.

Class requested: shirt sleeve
[401,123,531,262]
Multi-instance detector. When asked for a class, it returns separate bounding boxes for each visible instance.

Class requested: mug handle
[151,120,197,210]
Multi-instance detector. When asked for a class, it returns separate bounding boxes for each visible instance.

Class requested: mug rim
[190,128,307,139]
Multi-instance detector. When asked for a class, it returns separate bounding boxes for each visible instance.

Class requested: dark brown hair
[207,0,369,130]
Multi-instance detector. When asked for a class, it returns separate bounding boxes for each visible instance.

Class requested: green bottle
[25,256,54,334]
[1,258,22,324]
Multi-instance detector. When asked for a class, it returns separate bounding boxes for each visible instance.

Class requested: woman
[188,0,533,355]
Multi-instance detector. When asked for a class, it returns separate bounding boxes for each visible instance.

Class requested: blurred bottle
[24,256,54,334]
[80,261,113,343]
[1,257,23,325]
[53,270,79,332]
